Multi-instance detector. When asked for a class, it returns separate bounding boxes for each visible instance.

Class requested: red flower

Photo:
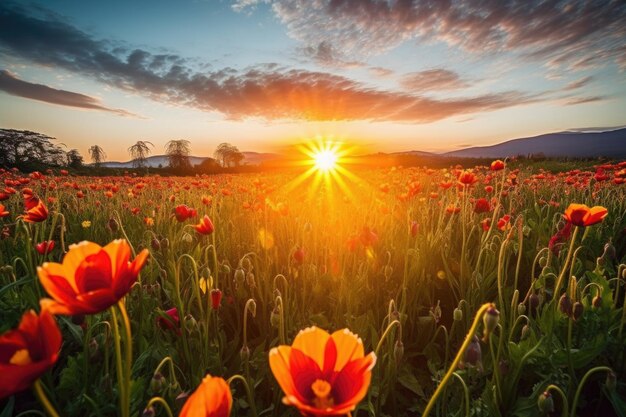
[21,199,48,223]
[174,205,197,222]
[0,309,62,399]
[179,375,232,417]
[35,240,55,255]
[0,204,9,218]
[481,218,491,231]
[549,222,572,255]
[157,307,181,334]
[497,215,511,231]
[490,160,505,171]
[563,204,608,227]
[210,289,222,310]
[458,171,478,186]
[193,215,215,235]
[293,246,305,265]
[409,221,419,237]
[269,327,376,416]
[38,240,149,315]
[474,198,491,214]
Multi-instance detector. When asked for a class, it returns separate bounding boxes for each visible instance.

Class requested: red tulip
[157,307,181,335]
[474,198,491,214]
[490,160,505,171]
[38,240,149,315]
[35,240,55,255]
[458,171,478,186]
[563,204,608,227]
[0,309,62,399]
[21,199,48,223]
[193,215,215,235]
[174,205,197,222]
[210,289,222,310]
[293,246,305,265]
[0,204,9,218]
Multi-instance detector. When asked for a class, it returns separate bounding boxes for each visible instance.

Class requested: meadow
[1,159,625,417]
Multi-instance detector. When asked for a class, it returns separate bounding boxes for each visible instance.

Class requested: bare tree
[0,129,66,168]
[128,141,154,169]
[165,139,192,171]
[214,142,244,167]
[88,145,107,168]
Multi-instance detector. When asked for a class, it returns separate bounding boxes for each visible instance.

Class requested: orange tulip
[21,199,48,223]
[0,309,62,399]
[269,327,376,416]
[0,203,9,218]
[38,240,149,315]
[193,215,215,235]
[563,204,608,227]
[179,375,232,417]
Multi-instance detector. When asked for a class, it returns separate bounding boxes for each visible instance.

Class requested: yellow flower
[82,220,91,228]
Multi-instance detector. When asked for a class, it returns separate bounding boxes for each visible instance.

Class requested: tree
[196,157,220,173]
[0,129,66,169]
[214,143,244,167]
[88,145,107,167]
[128,141,154,169]
[66,149,83,168]
[165,139,192,172]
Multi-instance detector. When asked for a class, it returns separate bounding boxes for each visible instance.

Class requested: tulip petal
[332,353,376,407]
[292,326,331,370]
[330,329,365,372]
[62,241,103,279]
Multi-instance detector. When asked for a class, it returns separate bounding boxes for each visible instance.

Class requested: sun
[313,149,338,172]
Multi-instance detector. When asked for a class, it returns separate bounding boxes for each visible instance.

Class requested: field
[1,160,626,417]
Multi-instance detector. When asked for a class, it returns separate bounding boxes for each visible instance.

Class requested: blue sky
[0,0,625,160]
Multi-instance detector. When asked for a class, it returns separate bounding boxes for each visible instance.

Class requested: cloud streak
[0,70,138,117]
[400,69,470,92]
[0,3,564,123]
[235,0,626,71]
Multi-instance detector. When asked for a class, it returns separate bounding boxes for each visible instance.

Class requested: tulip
[35,240,55,255]
[210,289,223,310]
[21,199,48,223]
[38,240,149,315]
[269,326,376,416]
[0,203,9,218]
[193,215,215,235]
[179,375,232,417]
[174,205,197,222]
[563,203,608,227]
[157,307,181,335]
[490,160,505,171]
[0,309,62,399]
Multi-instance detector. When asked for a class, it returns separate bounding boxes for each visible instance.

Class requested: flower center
[10,348,32,365]
[311,379,334,409]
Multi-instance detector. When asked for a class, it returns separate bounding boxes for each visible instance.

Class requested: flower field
[1,160,626,417]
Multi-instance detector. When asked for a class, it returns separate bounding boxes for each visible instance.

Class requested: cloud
[564,96,607,106]
[0,70,139,117]
[400,69,470,92]
[369,66,394,77]
[0,3,549,123]
[235,0,626,71]
[563,76,593,90]
[300,41,365,68]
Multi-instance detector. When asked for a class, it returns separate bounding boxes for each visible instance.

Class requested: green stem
[570,366,612,417]
[110,307,128,417]
[146,397,174,417]
[228,374,258,417]
[33,380,60,417]
[422,303,493,417]
[451,372,470,417]
[545,384,569,417]
[118,301,133,416]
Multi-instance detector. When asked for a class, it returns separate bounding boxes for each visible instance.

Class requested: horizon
[1,1,626,160]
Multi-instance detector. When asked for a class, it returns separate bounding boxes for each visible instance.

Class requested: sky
[0,0,625,161]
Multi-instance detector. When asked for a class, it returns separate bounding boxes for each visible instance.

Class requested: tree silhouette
[165,139,192,172]
[128,141,154,169]
[66,149,83,168]
[214,142,244,167]
[0,129,66,169]
[88,145,107,168]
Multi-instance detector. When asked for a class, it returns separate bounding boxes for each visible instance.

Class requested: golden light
[313,149,338,172]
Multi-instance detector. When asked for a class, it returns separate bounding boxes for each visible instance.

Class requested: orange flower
[457,171,478,186]
[179,375,232,417]
[490,160,505,171]
[269,327,376,416]
[193,215,215,235]
[563,204,608,227]
[37,240,149,315]
[21,199,48,223]
[0,203,9,218]
[0,309,62,399]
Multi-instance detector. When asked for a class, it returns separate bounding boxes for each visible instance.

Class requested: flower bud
[150,372,166,394]
[517,303,526,316]
[463,335,482,368]
[394,340,404,366]
[89,337,99,360]
[482,305,500,341]
[210,288,222,310]
[538,391,554,414]
[240,344,250,362]
[270,306,281,328]
[592,294,602,308]
[221,263,231,275]
[538,256,547,268]
[181,232,193,244]
[528,293,541,313]
[571,302,583,321]
[246,272,256,288]
[520,324,531,341]
[453,307,463,322]
[160,238,169,250]
[184,314,197,333]
[175,392,189,409]
[142,407,155,417]
[108,217,119,232]
[602,242,616,261]
[151,238,160,251]
[558,294,572,316]
[606,370,617,391]
[234,267,245,284]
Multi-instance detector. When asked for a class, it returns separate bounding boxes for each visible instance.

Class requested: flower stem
[33,379,60,417]
[118,301,133,416]
[110,306,128,417]
[570,366,612,417]
[146,397,174,417]
[422,303,493,417]
[228,374,258,417]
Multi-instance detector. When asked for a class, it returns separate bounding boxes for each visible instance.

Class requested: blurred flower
[269,326,376,416]
[474,198,491,213]
[0,204,9,218]
[21,198,48,223]
[458,171,478,186]
[82,220,91,228]
[548,222,572,255]
[490,160,505,171]
[563,203,608,227]
[174,205,197,222]
[210,289,222,310]
[157,307,181,335]
[35,240,55,255]
[0,309,62,399]
[179,375,232,417]
[293,246,305,265]
[258,228,275,250]
[193,215,215,235]
[38,240,149,315]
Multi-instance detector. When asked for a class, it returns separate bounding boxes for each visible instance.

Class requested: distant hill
[443,128,626,158]
[99,152,279,168]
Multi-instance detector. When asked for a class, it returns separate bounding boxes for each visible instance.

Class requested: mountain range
[98,127,626,168]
